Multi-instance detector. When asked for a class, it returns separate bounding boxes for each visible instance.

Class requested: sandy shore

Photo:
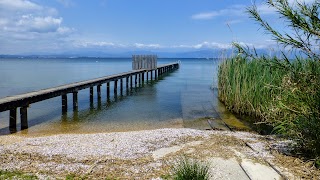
[0,128,319,179]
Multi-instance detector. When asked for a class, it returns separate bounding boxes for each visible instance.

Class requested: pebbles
[0,128,211,161]
[0,128,308,179]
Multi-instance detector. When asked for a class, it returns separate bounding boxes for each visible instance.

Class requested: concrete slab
[152,141,203,160]
[241,159,282,180]
[208,157,250,180]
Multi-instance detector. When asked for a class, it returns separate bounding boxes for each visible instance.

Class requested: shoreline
[1,128,319,179]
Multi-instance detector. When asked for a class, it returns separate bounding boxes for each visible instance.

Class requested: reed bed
[218,56,320,165]
[218,56,285,118]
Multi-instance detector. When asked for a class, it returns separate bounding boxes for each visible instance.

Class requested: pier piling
[73,91,78,111]
[20,106,28,130]
[90,87,94,104]
[9,108,17,132]
[97,85,101,99]
[62,94,68,113]
[107,82,110,100]
[120,78,123,96]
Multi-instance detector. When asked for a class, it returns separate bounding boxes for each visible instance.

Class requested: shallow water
[0,58,249,136]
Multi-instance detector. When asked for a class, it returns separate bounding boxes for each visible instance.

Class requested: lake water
[0,58,248,136]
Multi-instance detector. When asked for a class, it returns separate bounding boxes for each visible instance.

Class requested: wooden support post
[114,79,118,97]
[97,85,101,99]
[155,70,158,79]
[9,108,17,132]
[20,106,28,130]
[126,76,129,90]
[73,91,78,111]
[139,73,142,84]
[142,72,145,83]
[120,78,123,96]
[146,71,149,82]
[62,94,68,113]
[90,87,94,104]
[130,75,133,88]
[137,73,140,85]
[107,82,110,100]
[135,74,137,87]
[151,70,153,80]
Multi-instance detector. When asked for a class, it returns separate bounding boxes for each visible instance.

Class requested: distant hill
[0,48,297,59]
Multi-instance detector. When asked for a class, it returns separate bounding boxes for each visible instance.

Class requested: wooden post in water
[135,74,137,87]
[62,94,68,113]
[151,70,153,80]
[20,106,28,130]
[106,82,110,100]
[73,91,78,111]
[126,76,129,90]
[90,87,94,104]
[130,75,133,89]
[114,80,118,97]
[120,78,123,96]
[146,71,149,82]
[9,108,17,132]
[97,85,101,99]
[142,72,144,83]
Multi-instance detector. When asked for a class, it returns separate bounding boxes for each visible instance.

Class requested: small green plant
[171,158,210,180]
[0,170,37,180]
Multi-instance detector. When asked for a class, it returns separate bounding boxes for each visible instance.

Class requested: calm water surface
[0,58,246,136]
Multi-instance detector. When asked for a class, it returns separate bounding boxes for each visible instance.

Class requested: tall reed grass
[218,56,320,164]
[218,56,285,118]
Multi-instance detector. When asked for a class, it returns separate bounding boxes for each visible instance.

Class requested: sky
[0,0,313,55]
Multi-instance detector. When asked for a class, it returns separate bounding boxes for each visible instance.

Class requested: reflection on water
[0,58,253,136]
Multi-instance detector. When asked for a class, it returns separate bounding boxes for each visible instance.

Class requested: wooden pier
[0,62,179,132]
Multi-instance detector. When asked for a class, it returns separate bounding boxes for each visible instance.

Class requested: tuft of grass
[0,170,37,180]
[171,158,210,180]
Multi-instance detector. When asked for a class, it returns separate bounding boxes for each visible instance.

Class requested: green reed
[218,56,320,165]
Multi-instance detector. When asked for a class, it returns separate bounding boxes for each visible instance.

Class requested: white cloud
[0,0,42,11]
[172,42,232,49]
[192,0,315,21]
[191,5,245,20]
[0,0,74,54]
[134,43,161,49]
[75,41,116,48]
[16,15,62,33]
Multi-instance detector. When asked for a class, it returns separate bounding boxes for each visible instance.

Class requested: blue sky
[0,0,312,55]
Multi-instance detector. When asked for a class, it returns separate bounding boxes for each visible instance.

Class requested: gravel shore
[0,128,319,179]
